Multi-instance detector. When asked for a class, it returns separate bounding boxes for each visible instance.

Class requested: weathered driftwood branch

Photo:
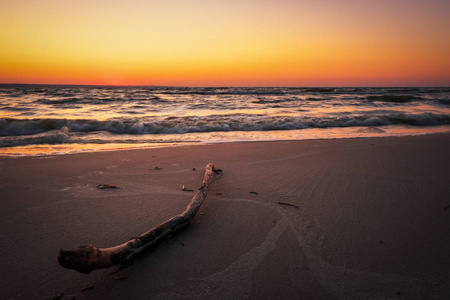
[58,163,220,274]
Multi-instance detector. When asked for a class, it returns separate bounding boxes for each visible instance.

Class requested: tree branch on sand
[58,163,221,274]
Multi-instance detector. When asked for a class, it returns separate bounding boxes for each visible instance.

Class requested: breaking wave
[0,127,70,147]
[1,86,450,152]
[1,112,449,138]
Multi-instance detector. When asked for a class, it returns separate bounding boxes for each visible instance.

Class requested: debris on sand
[182,185,194,192]
[278,202,299,209]
[96,184,119,189]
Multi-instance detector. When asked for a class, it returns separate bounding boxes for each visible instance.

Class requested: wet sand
[0,134,449,299]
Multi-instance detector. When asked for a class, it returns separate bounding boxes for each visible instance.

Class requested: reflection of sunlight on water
[2,87,449,157]
[0,143,193,157]
[199,125,450,143]
[1,125,449,157]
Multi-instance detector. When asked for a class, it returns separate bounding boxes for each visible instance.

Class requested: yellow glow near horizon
[1,0,449,86]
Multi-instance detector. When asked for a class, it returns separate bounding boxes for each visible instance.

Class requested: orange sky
[1,0,449,86]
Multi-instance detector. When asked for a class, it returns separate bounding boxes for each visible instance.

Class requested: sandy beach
[1,134,449,299]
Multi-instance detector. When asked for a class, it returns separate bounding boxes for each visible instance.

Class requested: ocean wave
[155,87,344,95]
[3,86,448,110]
[303,88,337,93]
[33,95,165,106]
[367,95,424,103]
[34,97,87,105]
[1,113,449,138]
[0,127,69,147]
[437,98,450,106]
[156,90,288,96]
[252,97,298,104]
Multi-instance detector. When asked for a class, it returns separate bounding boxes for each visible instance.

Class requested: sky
[1,0,449,87]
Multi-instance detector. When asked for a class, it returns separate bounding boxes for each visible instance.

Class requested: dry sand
[0,134,449,299]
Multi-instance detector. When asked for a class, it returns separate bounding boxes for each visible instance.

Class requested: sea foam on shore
[1,86,449,156]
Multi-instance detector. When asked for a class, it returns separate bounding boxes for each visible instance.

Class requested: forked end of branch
[58,245,107,274]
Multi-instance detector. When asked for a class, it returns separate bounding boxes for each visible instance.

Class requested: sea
[1,85,449,156]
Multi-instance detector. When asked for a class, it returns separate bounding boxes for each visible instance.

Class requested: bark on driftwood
[58,163,220,274]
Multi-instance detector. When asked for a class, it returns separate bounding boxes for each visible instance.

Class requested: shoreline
[1,133,449,299]
[1,125,449,158]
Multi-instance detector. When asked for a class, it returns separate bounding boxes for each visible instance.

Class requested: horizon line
[1,83,449,88]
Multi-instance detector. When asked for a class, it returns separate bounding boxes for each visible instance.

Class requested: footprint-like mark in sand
[152,198,289,299]
[287,218,433,300]
[187,217,290,299]
[68,192,440,300]
[153,196,437,300]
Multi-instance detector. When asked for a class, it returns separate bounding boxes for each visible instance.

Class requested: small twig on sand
[214,168,223,178]
[182,185,194,192]
[278,202,299,209]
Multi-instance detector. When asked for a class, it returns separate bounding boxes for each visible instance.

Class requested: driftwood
[58,163,220,274]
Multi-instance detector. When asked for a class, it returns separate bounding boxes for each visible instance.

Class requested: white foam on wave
[1,112,449,138]
[1,125,450,157]
[0,128,70,147]
[1,86,449,156]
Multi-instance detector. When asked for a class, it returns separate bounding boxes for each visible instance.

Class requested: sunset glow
[1,0,449,86]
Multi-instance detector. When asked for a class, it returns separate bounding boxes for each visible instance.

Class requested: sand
[0,134,449,299]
